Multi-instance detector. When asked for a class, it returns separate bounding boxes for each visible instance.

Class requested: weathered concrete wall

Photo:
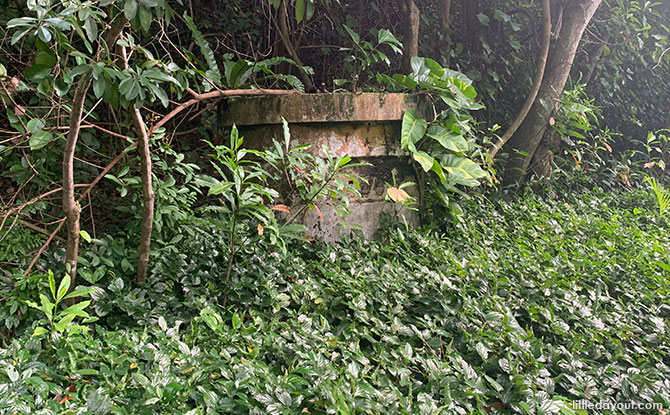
[220,93,424,240]
[220,93,424,125]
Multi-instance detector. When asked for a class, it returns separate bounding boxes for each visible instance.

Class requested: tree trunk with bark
[501,0,602,185]
[61,16,126,291]
[437,0,452,67]
[131,107,153,283]
[401,0,420,74]
[62,74,90,283]
[489,0,551,160]
[462,0,483,53]
[277,0,314,91]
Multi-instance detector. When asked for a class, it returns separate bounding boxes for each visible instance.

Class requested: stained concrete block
[303,201,418,242]
[220,93,424,126]
[220,93,425,241]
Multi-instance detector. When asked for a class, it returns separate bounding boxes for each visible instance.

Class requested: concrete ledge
[221,93,422,126]
[216,92,423,241]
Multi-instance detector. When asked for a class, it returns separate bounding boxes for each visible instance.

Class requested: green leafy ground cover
[1,187,669,414]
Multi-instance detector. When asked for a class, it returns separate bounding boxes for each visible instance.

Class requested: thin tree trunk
[401,0,420,74]
[489,0,551,160]
[439,0,452,67]
[131,107,153,283]
[502,0,602,185]
[62,73,91,283]
[120,42,154,283]
[462,0,482,53]
[61,16,126,289]
[277,0,314,91]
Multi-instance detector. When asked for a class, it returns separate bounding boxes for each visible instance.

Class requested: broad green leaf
[39,293,54,320]
[124,0,138,20]
[34,51,57,67]
[118,77,134,95]
[32,327,48,337]
[54,313,76,333]
[80,230,92,243]
[411,57,431,81]
[24,64,52,81]
[139,6,152,32]
[64,287,96,300]
[48,270,56,298]
[401,109,426,150]
[83,17,98,42]
[11,27,33,45]
[152,85,169,108]
[424,58,445,78]
[477,13,490,26]
[412,151,435,172]
[377,29,401,47]
[37,26,52,43]
[442,155,487,187]
[26,118,45,133]
[342,24,360,45]
[144,397,160,405]
[7,17,37,28]
[61,301,91,318]
[29,131,53,150]
[44,18,71,31]
[431,159,446,183]
[142,69,177,83]
[426,125,469,152]
[305,0,315,20]
[232,312,242,329]
[6,366,19,383]
[336,155,352,168]
[93,75,107,98]
[295,0,305,23]
[54,78,70,96]
[208,182,233,196]
[57,274,71,302]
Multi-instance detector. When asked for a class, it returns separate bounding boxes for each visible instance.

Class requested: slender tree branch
[121,41,154,284]
[82,123,135,140]
[60,17,127,288]
[652,46,670,71]
[62,70,92,284]
[148,88,300,135]
[489,0,551,160]
[130,105,154,283]
[0,184,88,238]
[18,219,65,242]
[276,0,315,91]
[25,149,129,275]
[25,218,66,275]
[401,0,421,74]
[439,0,453,67]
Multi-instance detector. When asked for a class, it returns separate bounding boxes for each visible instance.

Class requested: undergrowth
[1,187,669,414]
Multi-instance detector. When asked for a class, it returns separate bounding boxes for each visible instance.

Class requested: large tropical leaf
[442,154,487,187]
[426,125,469,153]
[401,109,426,151]
[412,151,435,172]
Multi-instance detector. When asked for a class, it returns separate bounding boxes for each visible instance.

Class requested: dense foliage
[0,1,668,413]
[2,187,669,414]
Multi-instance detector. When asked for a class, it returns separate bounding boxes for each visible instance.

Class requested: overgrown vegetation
[2,187,670,414]
[0,0,669,413]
